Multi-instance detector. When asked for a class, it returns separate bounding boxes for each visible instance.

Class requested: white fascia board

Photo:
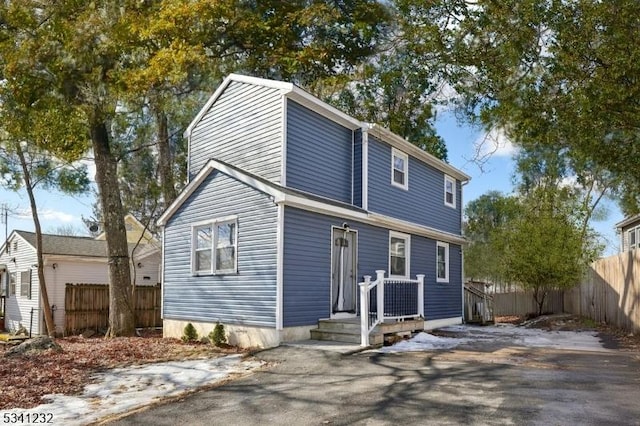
[157,159,286,227]
[279,195,370,223]
[362,131,369,210]
[277,194,466,246]
[275,204,284,330]
[615,214,640,229]
[286,88,363,130]
[2,231,33,254]
[368,212,467,246]
[367,124,471,183]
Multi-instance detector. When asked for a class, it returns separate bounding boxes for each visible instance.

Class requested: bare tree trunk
[15,145,55,337]
[91,120,135,337]
[533,286,547,317]
[155,109,177,205]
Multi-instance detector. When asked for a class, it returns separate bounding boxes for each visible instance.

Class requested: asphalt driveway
[106,325,640,426]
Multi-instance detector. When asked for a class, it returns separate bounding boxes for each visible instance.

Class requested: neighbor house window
[389,231,410,278]
[391,148,408,190]
[192,217,238,275]
[436,242,449,283]
[20,270,31,299]
[629,227,640,251]
[9,272,16,296]
[444,175,456,208]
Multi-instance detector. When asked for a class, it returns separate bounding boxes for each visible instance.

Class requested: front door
[331,226,357,316]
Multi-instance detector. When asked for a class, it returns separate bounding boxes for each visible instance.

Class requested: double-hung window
[436,242,449,283]
[444,175,456,208]
[389,231,410,278]
[20,270,31,299]
[391,148,408,190]
[630,227,638,251]
[192,217,238,275]
[9,272,16,296]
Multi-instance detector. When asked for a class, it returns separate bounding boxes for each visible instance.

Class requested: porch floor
[309,317,424,346]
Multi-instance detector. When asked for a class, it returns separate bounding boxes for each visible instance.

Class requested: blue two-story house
[157,74,470,348]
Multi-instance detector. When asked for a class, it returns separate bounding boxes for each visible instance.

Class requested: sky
[0,324,608,423]
[0,110,623,256]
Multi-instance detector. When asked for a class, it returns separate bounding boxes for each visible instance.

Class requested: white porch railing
[359,270,425,347]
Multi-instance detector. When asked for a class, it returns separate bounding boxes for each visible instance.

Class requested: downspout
[461,180,469,323]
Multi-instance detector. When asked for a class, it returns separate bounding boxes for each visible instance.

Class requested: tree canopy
[420,0,640,213]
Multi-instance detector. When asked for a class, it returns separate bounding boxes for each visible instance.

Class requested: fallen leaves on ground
[0,333,247,410]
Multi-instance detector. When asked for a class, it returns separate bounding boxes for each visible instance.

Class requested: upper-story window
[391,148,408,190]
[436,241,449,283]
[192,216,238,275]
[444,175,456,208]
[389,231,410,278]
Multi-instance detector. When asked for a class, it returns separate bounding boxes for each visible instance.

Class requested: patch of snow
[379,332,469,353]
[378,324,609,354]
[0,354,263,425]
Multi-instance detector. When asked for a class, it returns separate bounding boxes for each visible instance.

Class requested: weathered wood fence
[493,290,564,316]
[564,250,640,332]
[64,283,161,335]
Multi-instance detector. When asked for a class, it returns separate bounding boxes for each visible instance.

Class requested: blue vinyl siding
[412,240,463,321]
[353,130,362,207]
[163,171,278,327]
[285,100,353,203]
[367,136,462,235]
[189,81,283,182]
[282,207,462,326]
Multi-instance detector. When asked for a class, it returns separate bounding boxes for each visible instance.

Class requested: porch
[310,270,426,346]
[310,317,424,346]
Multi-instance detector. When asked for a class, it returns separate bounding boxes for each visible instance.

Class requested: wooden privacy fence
[565,250,640,332]
[65,283,161,335]
[493,290,564,317]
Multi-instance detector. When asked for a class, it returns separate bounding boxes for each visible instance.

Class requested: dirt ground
[496,314,640,351]
[0,330,248,410]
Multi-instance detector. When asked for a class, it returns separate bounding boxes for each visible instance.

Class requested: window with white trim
[389,231,410,278]
[9,272,16,296]
[436,242,449,283]
[391,148,408,190]
[629,227,639,251]
[444,175,456,208]
[20,269,31,299]
[192,217,238,275]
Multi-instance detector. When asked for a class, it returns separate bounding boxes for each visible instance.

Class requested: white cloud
[75,156,96,182]
[475,127,518,158]
[16,208,75,223]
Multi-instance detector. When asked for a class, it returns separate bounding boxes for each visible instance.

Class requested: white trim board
[158,159,467,246]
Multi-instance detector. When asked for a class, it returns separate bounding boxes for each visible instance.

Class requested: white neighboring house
[0,229,160,336]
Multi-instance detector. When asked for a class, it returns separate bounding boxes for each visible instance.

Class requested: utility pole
[1,204,7,253]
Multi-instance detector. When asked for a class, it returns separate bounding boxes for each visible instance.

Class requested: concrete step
[316,318,361,332]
